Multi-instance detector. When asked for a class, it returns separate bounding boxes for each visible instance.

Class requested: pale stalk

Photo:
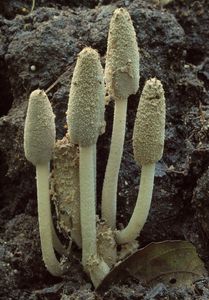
[102,99,127,229]
[80,145,109,287]
[116,164,155,244]
[36,164,63,276]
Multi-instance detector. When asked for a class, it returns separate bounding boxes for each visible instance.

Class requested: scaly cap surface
[133,78,165,165]
[24,89,55,165]
[67,47,105,147]
[105,8,140,100]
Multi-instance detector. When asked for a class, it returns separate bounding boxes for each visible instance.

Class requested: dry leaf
[96,240,207,293]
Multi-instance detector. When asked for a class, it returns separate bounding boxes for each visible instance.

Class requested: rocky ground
[0,0,209,299]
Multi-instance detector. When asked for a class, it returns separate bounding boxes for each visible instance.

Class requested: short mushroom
[116,78,166,244]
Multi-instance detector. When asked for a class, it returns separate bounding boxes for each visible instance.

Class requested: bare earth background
[0,0,209,299]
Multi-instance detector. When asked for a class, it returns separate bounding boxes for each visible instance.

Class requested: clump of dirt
[0,0,209,299]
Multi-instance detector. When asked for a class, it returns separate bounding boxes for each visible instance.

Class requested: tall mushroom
[102,8,140,229]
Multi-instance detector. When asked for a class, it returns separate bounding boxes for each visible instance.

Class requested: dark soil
[0,0,209,299]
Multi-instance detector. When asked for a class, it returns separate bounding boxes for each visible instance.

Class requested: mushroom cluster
[23,8,166,288]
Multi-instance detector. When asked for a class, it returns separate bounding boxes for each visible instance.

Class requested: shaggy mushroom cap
[67,47,105,147]
[133,78,165,165]
[105,8,140,100]
[24,89,55,165]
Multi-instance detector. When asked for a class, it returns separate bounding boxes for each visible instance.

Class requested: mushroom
[116,78,166,244]
[24,89,66,276]
[67,47,109,287]
[102,8,140,229]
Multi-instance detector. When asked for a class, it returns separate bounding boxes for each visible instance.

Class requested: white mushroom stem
[116,163,155,244]
[36,164,64,276]
[102,99,127,229]
[80,145,97,266]
[79,145,109,287]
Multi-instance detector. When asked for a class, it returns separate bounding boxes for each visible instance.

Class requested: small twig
[30,0,35,13]
[46,65,73,94]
